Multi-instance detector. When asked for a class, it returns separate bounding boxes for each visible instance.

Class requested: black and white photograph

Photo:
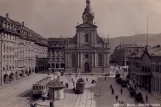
[0,0,161,107]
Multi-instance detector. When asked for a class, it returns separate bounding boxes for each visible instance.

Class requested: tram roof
[34,77,51,86]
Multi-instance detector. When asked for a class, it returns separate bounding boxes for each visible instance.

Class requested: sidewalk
[129,80,161,104]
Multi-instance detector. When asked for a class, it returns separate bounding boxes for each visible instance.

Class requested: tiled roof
[0,15,48,46]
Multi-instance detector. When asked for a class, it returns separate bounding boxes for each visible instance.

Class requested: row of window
[51,63,65,68]
[3,55,17,59]
[152,77,161,93]
[1,33,19,41]
[152,64,161,72]
[141,66,151,72]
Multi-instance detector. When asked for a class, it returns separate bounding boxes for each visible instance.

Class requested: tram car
[76,78,85,94]
[32,77,51,98]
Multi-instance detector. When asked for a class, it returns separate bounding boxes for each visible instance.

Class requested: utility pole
[146,17,149,46]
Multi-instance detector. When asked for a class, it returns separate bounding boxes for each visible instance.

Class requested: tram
[75,78,85,94]
[32,77,52,98]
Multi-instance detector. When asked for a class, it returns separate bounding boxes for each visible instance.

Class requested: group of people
[132,80,149,103]
[110,84,125,107]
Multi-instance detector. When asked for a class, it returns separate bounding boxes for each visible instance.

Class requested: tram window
[39,86,41,90]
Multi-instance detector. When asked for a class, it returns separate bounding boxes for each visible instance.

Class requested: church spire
[82,0,94,24]
[86,0,90,7]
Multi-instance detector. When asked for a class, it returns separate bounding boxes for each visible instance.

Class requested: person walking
[49,100,54,107]
[146,95,148,102]
[120,88,123,95]
[33,103,37,107]
[112,88,114,95]
[104,76,107,81]
[110,84,112,90]
[73,86,76,94]
[86,78,88,82]
[115,95,118,102]
[65,83,68,88]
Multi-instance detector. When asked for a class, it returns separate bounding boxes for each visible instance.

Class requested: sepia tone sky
[0,0,161,38]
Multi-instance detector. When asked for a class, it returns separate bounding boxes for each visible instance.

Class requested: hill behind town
[109,33,161,55]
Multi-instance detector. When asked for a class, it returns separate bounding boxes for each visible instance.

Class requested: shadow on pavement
[64,88,74,94]
[17,89,32,97]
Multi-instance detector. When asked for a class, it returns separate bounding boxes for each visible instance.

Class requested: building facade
[128,45,161,99]
[64,0,110,73]
[0,13,48,85]
[111,43,144,66]
[48,38,65,72]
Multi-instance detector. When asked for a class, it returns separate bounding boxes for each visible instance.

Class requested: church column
[49,49,52,73]
[54,50,56,69]
[79,52,81,67]
[77,52,79,67]
[91,32,93,46]
[94,53,96,67]
[79,32,81,47]
[106,53,109,67]
[102,52,104,72]
[104,53,106,67]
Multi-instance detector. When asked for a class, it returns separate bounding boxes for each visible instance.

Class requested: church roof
[76,22,97,28]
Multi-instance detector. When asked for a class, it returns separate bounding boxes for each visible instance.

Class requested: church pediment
[76,22,97,28]
[77,44,96,49]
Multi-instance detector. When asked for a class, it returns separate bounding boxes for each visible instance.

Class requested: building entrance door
[84,62,90,72]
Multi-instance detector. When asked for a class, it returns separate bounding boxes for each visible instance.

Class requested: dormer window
[85,34,88,42]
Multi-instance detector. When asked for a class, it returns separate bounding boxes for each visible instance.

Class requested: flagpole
[146,17,148,46]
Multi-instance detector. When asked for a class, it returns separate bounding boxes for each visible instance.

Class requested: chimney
[6,13,9,18]
[22,22,24,26]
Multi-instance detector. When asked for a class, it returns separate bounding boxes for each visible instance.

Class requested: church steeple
[82,0,94,24]
[86,0,90,7]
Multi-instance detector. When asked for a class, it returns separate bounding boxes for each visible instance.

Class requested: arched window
[98,53,102,66]
[72,53,76,67]
[85,34,88,42]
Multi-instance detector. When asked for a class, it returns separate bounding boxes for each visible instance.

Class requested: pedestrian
[86,78,88,82]
[73,87,76,94]
[110,84,112,89]
[30,103,34,107]
[71,78,74,82]
[104,76,107,81]
[120,88,123,95]
[112,88,114,95]
[49,100,54,107]
[33,103,37,107]
[115,95,118,102]
[146,95,148,102]
[65,83,68,88]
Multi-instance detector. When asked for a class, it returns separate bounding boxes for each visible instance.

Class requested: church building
[64,0,110,73]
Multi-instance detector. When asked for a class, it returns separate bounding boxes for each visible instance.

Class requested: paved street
[0,68,160,107]
[0,74,48,107]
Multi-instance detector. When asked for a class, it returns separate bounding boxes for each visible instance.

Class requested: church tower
[82,0,94,24]
[64,0,110,74]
